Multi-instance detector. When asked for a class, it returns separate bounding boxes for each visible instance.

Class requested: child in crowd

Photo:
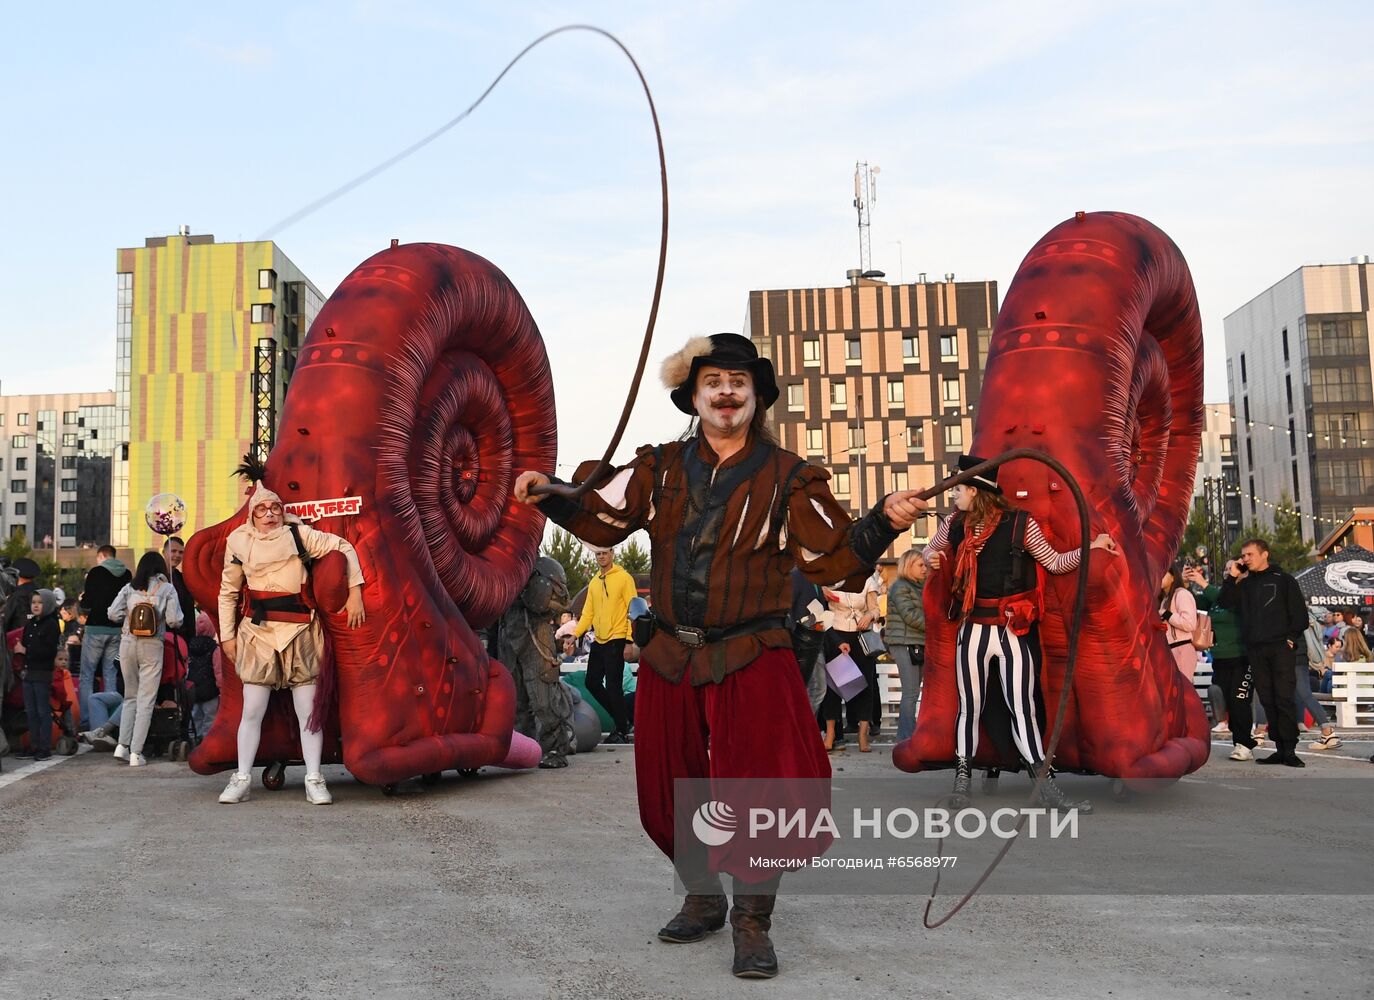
[14,590,62,760]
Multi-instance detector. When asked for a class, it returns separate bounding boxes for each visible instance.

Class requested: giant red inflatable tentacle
[894,212,1210,783]
[184,242,556,785]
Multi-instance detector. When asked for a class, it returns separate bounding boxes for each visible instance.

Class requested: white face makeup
[252,501,284,532]
[692,366,756,438]
[949,483,975,511]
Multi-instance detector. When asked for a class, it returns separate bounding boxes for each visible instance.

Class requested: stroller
[138,633,193,760]
[2,626,81,766]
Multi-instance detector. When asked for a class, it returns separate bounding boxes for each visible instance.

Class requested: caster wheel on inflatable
[420,772,442,786]
[1110,779,1132,802]
[262,762,287,791]
[56,736,78,756]
[458,768,479,779]
[982,769,1000,794]
[381,783,399,797]
[169,740,190,762]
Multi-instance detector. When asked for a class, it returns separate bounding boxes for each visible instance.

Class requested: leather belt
[653,613,788,649]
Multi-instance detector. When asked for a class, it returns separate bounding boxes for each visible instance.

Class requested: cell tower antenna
[853,162,879,273]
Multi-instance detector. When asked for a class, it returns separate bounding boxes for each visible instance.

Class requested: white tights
[236,683,323,778]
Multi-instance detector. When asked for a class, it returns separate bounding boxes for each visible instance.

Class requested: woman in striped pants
[925,455,1117,811]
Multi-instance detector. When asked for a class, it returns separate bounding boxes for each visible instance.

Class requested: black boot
[657,889,728,943]
[1026,758,1093,814]
[730,876,780,979]
[950,757,972,808]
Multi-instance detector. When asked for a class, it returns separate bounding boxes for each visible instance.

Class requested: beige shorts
[235,619,323,690]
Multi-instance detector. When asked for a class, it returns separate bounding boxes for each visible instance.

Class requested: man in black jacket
[1219,538,1308,767]
[78,547,130,725]
[162,535,197,643]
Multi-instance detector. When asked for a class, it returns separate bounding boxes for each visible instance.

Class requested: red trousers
[635,647,832,885]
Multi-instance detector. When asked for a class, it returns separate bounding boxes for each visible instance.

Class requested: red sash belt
[243,589,313,625]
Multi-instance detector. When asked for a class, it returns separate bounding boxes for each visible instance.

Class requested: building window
[1281,327,1289,363]
[1310,366,1373,404]
[848,426,865,451]
[786,384,805,411]
[63,410,77,424]
[1240,353,1247,385]
[887,379,904,404]
[845,338,862,364]
[10,435,25,448]
[1246,438,1253,466]
[14,502,26,516]
[830,381,847,408]
[1292,461,1300,503]
[1220,436,1233,457]
[1288,420,1296,457]
[908,424,925,453]
[16,413,28,426]
[802,339,821,368]
[60,478,77,492]
[60,524,76,537]
[9,479,24,494]
[833,471,851,496]
[15,457,26,471]
[944,423,963,449]
[806,428,823,454]
[941,377,960,404]
[60,501,77,515]
[902,336,919,362]
[60,455,76,469]
[939,334,958,361]
[892,469,909,492]
[250,303,275,324]
[1285,374,1293,413]
[61,433,77,447]
[259,268,278,290]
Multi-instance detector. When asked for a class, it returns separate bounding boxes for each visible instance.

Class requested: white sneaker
[1229,744,1254,761]
[113,744,129,761]
[128,752,148,767]
[219,772,252,804]
[304,773,333,805]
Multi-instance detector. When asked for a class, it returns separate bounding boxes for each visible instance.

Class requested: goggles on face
[253,502,284,516]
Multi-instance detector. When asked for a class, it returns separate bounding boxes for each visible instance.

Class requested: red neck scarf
[952,510,1003,619]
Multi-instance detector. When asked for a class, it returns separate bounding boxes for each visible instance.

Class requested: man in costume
[498,556,577,769]
[217,477,366,805]
[515,333,925,979]
[924,455,1116,812]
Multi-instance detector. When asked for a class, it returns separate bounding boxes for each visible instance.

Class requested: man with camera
[1217,538,1308,767]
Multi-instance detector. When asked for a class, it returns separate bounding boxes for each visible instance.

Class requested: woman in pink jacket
[1159,561,1199,681]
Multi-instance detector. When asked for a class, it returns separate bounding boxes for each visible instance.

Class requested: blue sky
[2,1,1370,469]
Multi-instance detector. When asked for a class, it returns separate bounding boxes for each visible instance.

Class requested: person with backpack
[924,454,1118,812]
[1159,561,1199,682]
[106,551,183,766]
[216,477,365,806]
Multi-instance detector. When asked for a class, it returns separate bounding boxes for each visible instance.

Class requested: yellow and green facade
[114,232,322,554]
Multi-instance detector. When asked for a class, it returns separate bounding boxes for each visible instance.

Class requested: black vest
[947,511,1036,599]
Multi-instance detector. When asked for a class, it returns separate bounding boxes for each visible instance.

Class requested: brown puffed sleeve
[539,445,659,547]
[785,465,900,590]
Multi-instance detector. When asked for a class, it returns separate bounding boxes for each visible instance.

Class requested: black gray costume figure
[498,557,576,769]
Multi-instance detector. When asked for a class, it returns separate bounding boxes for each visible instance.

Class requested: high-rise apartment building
[750,274,997,554]
[1,392,117,551]
[1223,258,1374,542]
[1194,402,1242,554]
[114,229,323,552]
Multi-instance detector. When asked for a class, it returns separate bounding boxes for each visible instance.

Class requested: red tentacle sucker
[183,243,556,785]
[894,212,1211,783]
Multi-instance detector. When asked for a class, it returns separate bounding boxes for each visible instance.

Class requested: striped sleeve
[923,513,956,556]
[1025,517,1081,575]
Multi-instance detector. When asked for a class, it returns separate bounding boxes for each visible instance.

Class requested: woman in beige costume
[217,484,366,805]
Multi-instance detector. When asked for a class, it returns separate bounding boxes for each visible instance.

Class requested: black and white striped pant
[955,621,1046,766]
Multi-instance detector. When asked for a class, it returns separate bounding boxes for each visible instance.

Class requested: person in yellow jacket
[577,545,636,743]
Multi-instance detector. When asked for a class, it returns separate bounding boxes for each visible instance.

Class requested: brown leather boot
[657,891,728,943]
[730,876,781,979]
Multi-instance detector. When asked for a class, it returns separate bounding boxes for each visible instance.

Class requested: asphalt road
[2,738,1371,1000]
